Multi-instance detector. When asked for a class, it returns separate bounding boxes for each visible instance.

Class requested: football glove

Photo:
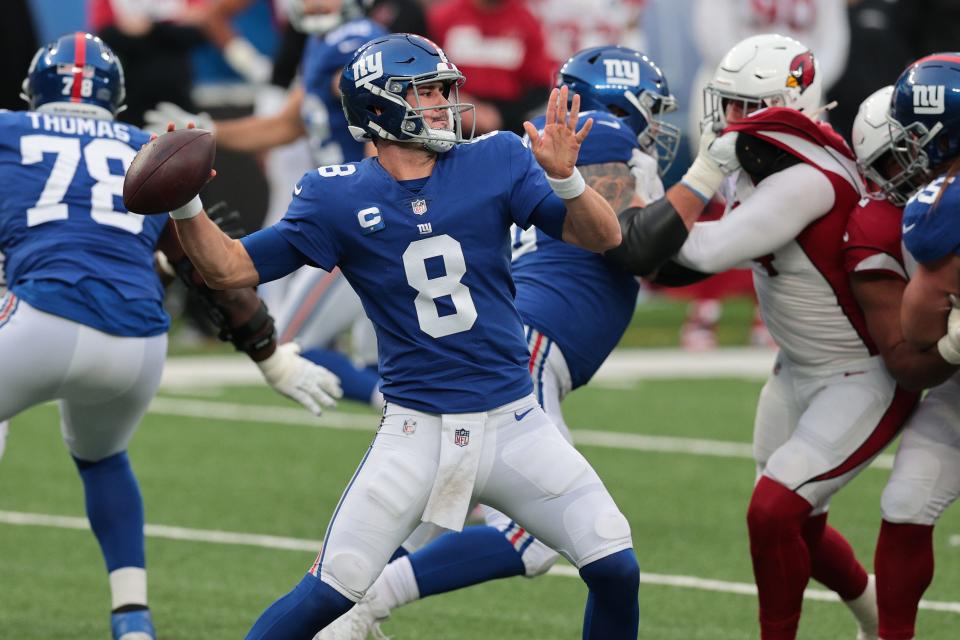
[629,148,665,205]
[257,343,343,416]
[223,37,272,85]
[143,102,214,136]
[681,127,740,200]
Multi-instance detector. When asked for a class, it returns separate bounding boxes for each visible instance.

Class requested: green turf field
[2,377,958,639]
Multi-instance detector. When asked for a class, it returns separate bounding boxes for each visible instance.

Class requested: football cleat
[313,590,391,640]
[111,609,155,640]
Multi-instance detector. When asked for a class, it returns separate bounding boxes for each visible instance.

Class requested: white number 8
[402,235,478,338]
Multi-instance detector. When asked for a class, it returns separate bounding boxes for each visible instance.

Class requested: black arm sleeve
[158,203,278,360]
[650,260,713,287]
[270,24,307,89]
[603,198,690,276]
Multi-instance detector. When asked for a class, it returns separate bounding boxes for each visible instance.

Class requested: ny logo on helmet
[603,59,640,87]
[913,84,945,115]
[353,51,383,89]
[786,52,815,93]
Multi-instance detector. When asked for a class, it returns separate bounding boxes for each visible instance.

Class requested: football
[123,128,215,215]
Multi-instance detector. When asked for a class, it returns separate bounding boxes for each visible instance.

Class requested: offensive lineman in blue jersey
[890,55,960,358]
[147,0,389,409]
[163,33,638,640]
[882,58,960,633]
[0,33,342,640]
[314,46,681,639]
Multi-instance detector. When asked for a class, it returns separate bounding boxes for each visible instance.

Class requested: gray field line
[145,396,896,470]
[1,509,957,614]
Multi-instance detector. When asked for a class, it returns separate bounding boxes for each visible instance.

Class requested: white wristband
[170,195,203,220]
[937,333,960,365]
[546,167,586,200]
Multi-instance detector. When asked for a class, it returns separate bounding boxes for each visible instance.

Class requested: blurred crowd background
[5,0,960,350]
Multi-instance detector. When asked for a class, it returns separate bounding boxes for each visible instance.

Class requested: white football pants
[754,352,917,512]
[881,374,960,525]
[0,294,166,462]
[311,389,632,602]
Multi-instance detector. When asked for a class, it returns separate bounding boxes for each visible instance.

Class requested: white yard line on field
[159,348,778,389]
[145,397,896,470]
[1,509,957,614]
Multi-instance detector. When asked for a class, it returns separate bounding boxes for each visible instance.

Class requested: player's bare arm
[173,212,260,289]
[524,87,620,252]
[901,255,960,348]
[213,86,308,153]
[145,87,307,154]
[579,162,642,212]
[852,272,957,390]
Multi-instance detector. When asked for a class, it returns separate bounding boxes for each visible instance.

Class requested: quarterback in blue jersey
[313,46,680,639]
[147,0,388,409]
[0,33,342,640]
[164,33,637,640]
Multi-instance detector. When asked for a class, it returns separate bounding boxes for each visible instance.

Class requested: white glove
[223,37,273,85]
[680,127,740,201]
[257,343,343,416]
[143,102,214,135]
[936,296,960,365]
[628,148,665,205]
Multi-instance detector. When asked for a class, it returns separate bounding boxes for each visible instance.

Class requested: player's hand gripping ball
[123,128,215,214]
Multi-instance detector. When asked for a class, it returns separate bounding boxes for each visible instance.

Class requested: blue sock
[301,348,380,404]
[409,525,525,597]
[246,573,352,640]
[73,451,144,571]
[579,549,640,640]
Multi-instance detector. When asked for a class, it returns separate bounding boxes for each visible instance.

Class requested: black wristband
[220,301,276,355]
[604,199,690,276]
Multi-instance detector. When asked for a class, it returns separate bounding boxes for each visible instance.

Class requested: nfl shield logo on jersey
[402,418,417,435]
[453,428,470,447]
[411,198,428,215]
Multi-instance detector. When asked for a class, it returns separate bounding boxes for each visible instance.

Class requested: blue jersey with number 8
[260,131,556,413]
[0,110,168,336]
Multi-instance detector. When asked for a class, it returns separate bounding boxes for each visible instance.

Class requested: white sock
[109,567,148,610]
[844,574,878,637]
[373,556,419,611]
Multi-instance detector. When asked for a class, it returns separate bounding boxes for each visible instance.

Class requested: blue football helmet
[558,45,680,175]
[340,33,473,153]
[21,32,125,118]
[888,53,960,182]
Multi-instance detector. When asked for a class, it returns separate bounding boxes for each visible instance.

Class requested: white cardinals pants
[754,352,917,511]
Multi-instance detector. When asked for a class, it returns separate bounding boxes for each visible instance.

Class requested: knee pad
[881,477,938,525]
[320,551,377,600]
[519,538,560,578]
[561,494,633,566]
